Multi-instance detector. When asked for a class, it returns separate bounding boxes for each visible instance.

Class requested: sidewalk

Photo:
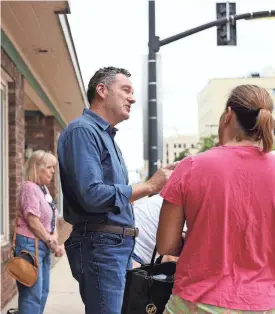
[2,255,84,314]
[44,255,84,314]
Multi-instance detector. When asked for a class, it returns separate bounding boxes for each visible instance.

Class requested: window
[174,144,176,148]
[183,144,186,148]
[1,80,9,244]
[191,144,195,149]
[178,144,181,148]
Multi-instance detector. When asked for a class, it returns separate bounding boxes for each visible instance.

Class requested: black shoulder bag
[121,247,176,314]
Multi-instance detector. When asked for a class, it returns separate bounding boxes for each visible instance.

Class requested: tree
[174,148,190,161]
[198,135,218,153]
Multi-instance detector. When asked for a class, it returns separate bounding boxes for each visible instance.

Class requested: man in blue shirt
[58,67,174,314]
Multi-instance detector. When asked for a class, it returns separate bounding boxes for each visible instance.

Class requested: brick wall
[1,48,25,309]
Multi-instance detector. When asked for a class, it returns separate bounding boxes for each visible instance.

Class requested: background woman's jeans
[65,230,135,314]
[15,234,51,314]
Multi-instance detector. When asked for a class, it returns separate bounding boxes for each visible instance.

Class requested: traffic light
[216,2,237,46]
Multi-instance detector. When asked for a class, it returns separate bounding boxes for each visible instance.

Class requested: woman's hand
[49,233,58,246]
[53,244,65,257]
[47,234,58,250]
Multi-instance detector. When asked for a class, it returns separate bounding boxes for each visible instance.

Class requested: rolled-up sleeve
[20,182,41,219]
[113,184,132,210]
[58,127,132,214]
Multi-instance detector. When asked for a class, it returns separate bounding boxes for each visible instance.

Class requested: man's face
[105,74,136,124]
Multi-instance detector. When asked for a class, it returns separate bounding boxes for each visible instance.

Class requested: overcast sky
[68,0,275,170]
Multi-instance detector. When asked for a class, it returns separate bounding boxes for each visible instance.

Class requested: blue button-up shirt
[57,109,134,227]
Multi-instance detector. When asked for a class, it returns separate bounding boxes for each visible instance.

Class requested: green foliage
[174,135,218,162]
[198,135,218,153]
[174,148,190,161]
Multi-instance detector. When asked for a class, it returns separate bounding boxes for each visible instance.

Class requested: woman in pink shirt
[14,150,64,314]
[157,85,275,313]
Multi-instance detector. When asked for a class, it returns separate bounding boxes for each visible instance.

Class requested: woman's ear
[223,107,233,126]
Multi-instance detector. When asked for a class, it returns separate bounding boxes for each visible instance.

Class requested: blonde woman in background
[15,150,64,314]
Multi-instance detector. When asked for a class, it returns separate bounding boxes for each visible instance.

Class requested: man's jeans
[65,229,135,314]
[15,234,51,314]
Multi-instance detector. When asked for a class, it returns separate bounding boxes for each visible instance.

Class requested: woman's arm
[156,200,185,256]
[26,213,51,243]
[26,214,59,252]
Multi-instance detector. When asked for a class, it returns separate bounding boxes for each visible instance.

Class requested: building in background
[163,134,199,165]
[198,72,275,139]
[1,1,87,310]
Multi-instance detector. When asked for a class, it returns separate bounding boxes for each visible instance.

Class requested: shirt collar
[83,108,109,131]
[107,126,118,139]
[83,108,119,137]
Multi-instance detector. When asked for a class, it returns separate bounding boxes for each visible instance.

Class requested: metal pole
[159,10,275,47]
[226,1,230,42]
[148,0,158,178]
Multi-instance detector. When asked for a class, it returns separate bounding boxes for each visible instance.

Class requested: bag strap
[12,215,39,268]
[148,246,164,275]
[150,246,158,267]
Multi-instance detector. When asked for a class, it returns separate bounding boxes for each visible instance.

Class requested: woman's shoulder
[20,181,42,210]
[22,180,37,188]
[20,181,39,194]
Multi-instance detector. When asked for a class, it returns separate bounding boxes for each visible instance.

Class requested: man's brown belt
[73,223,139,238]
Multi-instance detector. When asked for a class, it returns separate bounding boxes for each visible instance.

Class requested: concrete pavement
[2,255,84,314]
[44,255,84,314]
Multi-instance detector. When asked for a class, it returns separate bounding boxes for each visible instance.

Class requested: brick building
[1,1,87,309]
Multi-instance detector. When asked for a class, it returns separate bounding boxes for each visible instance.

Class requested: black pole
[148,0,158,178]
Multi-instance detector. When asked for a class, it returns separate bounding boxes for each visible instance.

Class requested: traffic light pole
[147,0,159,178]
[147,5,275,178]
[159,10,275,47]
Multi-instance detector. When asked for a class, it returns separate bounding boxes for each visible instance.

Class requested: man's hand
[130,163,177,202]
[147,168,173,194]
[163,162,179,170]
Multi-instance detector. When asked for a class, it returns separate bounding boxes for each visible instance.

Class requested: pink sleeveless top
[161,146,275,311]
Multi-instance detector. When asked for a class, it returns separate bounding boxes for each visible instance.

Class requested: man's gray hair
[87,66,131,104]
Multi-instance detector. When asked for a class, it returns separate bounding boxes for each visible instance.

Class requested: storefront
[1,1,88,309]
